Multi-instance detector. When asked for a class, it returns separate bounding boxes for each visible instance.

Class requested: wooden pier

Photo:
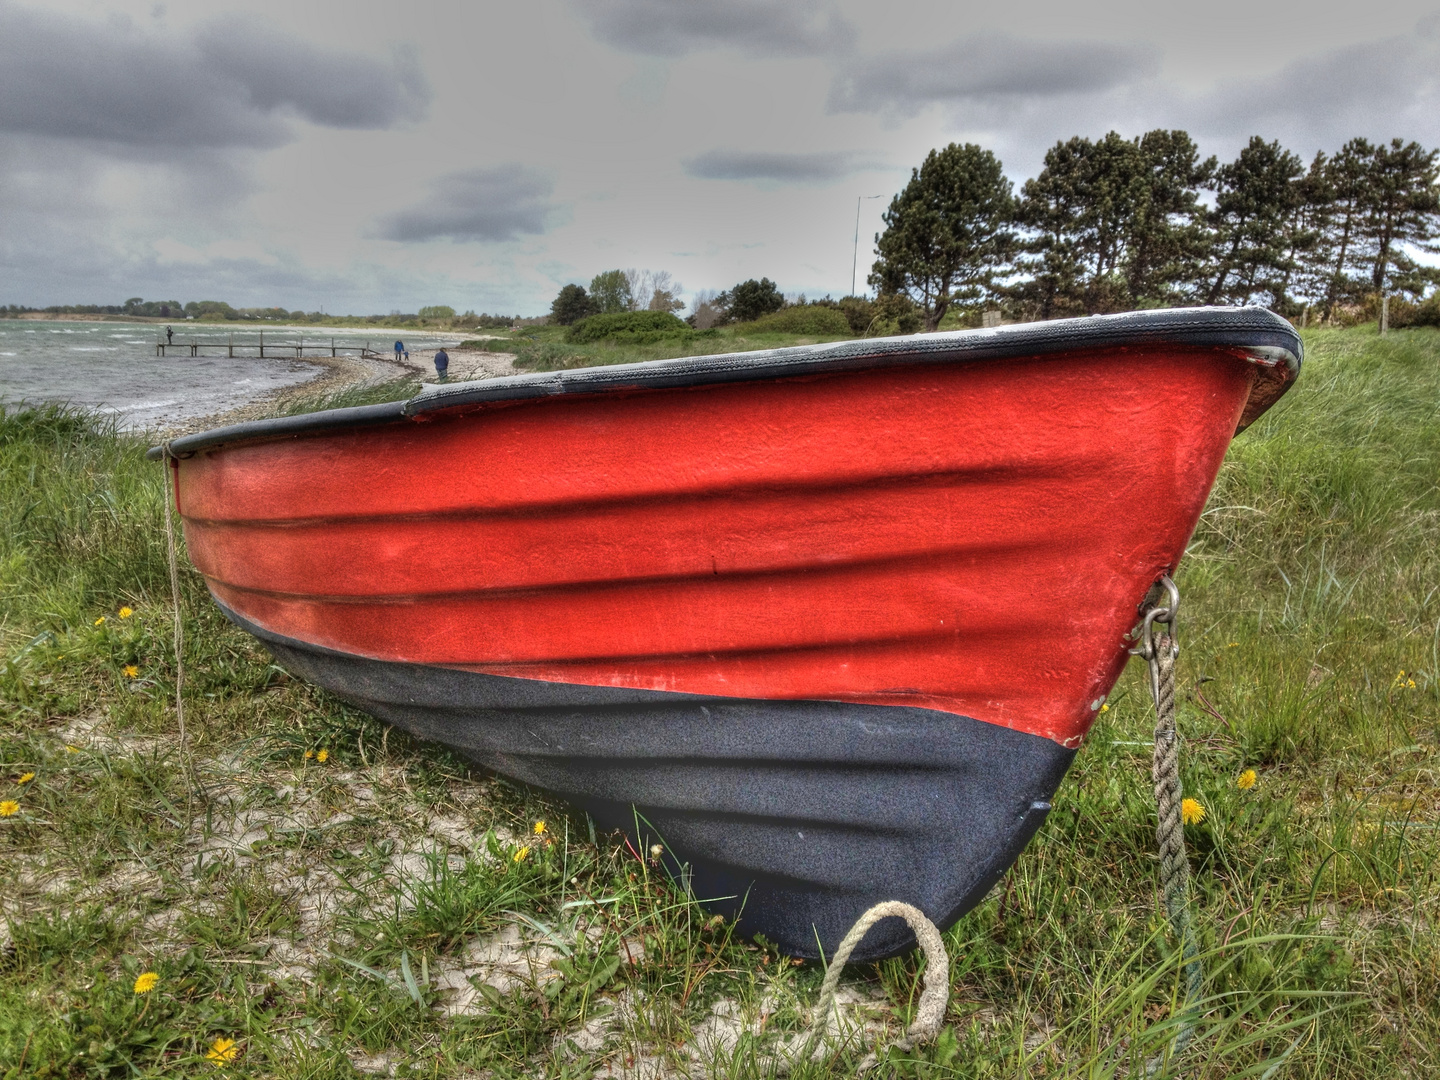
[155,331,388,360]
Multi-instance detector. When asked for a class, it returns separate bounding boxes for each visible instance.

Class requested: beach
[0,319,515,435]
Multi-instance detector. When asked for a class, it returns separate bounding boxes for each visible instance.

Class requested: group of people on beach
[394,340,448,381]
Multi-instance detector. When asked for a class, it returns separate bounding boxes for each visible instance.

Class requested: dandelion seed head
[650,843,664,858]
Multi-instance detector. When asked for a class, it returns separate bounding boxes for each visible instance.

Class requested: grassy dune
[1,327,1437,1077]
[461,321,855,373]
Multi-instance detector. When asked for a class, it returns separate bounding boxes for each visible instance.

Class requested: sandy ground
[397,342,520,384]
[154,344,520,438]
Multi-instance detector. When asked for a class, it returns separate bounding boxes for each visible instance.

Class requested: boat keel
[228,604,1074,961]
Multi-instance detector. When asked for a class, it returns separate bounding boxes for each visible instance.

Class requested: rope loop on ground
[787,901,949,1071]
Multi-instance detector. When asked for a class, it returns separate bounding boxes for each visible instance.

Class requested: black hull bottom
[226,605,1074,961]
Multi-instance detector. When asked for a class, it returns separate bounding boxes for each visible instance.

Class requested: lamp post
[852,194,883,297]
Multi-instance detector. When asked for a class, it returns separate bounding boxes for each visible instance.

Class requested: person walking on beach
[394,339,405,363]
[433,347,449,381]
[165,326,174,345]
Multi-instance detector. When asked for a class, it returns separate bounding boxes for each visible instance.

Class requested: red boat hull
[159,309,1301,958]
[181,346,1252,747]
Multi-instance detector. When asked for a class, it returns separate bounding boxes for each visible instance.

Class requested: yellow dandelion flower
[94,616,106,626]
[133,971,158,994]
[514,846,530,863]
[119,607,134,619]
[123,665,139,679]
[1100,703,1110,713]
[0,800,19,817]
[65,745,79,754]
[206,1037,239,1066]
[1407,679,1417,689]
[16,773,35,785]
[315,749,328,763]
[303,749,314,759]
[1226,642,1239,648]
[533,820,547,836]
[1236,769,1257,790]
[1180,798,1206,826]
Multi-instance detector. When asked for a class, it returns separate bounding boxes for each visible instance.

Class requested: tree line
[871,133,1440,331]
[551,269,688,326]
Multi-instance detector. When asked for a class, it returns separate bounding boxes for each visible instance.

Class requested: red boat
[153,307,1300,959]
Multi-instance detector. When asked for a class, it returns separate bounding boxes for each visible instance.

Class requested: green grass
[463,320,855,373]
[2,327,1438,1077]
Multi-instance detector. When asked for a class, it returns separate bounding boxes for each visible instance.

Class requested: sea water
[0,320,457,430]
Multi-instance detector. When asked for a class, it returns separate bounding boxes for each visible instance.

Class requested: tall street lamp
[852,194,883,297]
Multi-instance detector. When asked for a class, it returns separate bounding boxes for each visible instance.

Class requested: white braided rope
[780,901,949,1071]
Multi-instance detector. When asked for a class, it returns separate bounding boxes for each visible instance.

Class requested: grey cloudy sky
[2,0,1437,313]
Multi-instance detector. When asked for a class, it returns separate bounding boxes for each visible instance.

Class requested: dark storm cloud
[569,0,854,58]
[828,33,1156,116]
[684,149,883,183]
[376,166,561,243]
[0,3,431,149]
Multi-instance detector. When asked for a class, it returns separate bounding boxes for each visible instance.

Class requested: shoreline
[150,344,521,439]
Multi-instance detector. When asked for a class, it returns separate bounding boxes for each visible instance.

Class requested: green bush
[418,305,456,319]
[742,305,853,336]
[565,311,691,344]
[1407,293,1440,327]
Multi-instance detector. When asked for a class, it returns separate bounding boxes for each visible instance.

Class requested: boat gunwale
[147,306,1301,461]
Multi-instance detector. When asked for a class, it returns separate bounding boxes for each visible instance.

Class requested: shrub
[1413,293,1440,327]
[418,305,456,319]
[717,278,785,324]
[866,293,922,336]
[565,311,691,344]
[743,305,852,336]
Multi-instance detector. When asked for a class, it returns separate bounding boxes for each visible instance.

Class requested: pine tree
[1014,130,1211,316]
[1357,139,1440,298]
[1125,129,1215,306]
[1204,137,1306,306]
[1318,139,1375,318]
[871,143,1016,331]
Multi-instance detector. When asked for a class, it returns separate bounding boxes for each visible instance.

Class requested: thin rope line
[161,447,193,800]
[1148,632,1203,1074]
